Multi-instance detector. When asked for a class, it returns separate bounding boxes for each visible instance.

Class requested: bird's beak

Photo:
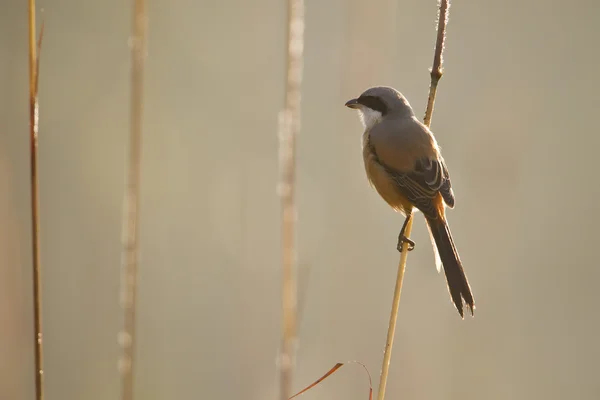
[345,98,359,109]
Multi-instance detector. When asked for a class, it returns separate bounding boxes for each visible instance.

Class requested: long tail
[425,216,475,318]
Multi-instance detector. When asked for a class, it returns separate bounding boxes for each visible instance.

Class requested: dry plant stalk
[278,0,305,399]
[28,1,45,399]
[376,215,412,400]
[118,0,147,399]
[376,1,451,400]
[423,0,450,127]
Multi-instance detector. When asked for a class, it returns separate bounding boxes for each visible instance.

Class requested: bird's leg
[397,213,415,252]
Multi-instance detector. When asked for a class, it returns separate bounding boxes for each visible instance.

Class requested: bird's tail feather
[425,221,442,272]
[425,216,475,318]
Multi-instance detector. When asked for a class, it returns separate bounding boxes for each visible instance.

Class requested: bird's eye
[358,96,388,115]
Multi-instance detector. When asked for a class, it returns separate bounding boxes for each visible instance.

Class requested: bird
[344,86,474,318]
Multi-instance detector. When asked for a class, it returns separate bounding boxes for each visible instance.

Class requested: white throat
[357,107,383,131]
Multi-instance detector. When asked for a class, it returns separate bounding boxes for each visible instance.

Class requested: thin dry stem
[423,0,450,128]
[119,0,147,399]
[376,216,413,400]
[278,0,305,399]
[377,1,451,399]
[28,1,44,399]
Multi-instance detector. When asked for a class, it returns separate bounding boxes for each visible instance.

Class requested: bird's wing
[387,163,446,218]
[439,158,455,208]
[368,118,455,218]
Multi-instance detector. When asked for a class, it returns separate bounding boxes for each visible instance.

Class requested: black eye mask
[357,95,388,116]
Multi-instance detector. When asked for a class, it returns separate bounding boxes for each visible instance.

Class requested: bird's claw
[397,236,415,252]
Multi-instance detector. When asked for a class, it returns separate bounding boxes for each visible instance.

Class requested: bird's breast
[362,131,412,215]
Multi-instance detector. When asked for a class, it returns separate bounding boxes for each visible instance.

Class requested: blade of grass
[289,361,373,400]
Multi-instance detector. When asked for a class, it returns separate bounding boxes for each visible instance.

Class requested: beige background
[2,0,600,399]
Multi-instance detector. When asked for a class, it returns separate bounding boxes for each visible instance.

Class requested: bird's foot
[396,235,415,252]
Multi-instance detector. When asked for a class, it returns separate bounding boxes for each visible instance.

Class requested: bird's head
[345,86,414,130]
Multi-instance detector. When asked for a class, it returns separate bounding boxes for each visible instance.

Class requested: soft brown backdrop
[2,0,600,399]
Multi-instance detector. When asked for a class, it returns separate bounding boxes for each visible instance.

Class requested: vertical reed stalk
[119,0,147,399]
[278,0,305,399]
[28,2,44,399]
[376,2,451,399]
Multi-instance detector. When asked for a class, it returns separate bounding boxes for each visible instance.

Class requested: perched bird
[345,86,474,317]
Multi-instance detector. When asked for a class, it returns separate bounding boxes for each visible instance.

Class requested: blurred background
[2,0,600,399]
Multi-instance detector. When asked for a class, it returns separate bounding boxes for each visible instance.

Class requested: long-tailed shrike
[345,86,475,318]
